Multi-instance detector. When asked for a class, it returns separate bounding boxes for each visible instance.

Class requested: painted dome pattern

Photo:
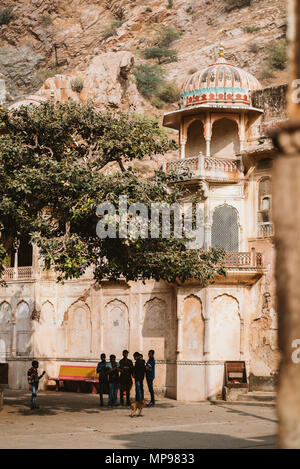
[180,53,261,108]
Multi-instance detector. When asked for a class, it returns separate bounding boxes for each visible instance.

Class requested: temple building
[0,48,285,401]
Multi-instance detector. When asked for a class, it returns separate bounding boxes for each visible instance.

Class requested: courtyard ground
[0,389,277,449]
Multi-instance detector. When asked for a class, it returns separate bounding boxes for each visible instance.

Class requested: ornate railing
[225,249,263,268]
[204,157,240,172]
[2,266,33,280]
[165,154,241,178]
[257,223,274,238]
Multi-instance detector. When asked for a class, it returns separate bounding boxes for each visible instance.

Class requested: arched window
[212,205,239,251]
[258,177,272,223]
[258,177,272,236]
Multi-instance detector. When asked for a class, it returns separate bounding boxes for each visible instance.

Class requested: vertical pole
[273,0,300,449]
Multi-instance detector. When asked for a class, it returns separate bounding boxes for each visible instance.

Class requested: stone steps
[210,391,276,407]
[237,391,276,402]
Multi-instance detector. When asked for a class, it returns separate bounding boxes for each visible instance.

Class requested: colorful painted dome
[180,47,262,108]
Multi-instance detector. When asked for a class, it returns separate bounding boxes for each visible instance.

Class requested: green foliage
[155,25,182,48]
[101,20,124,40]
[145,7,152,12]
[167,0,173,8]
[71,77,84,93]
[150,96,165,109]
[133,64,165,98]
[267,39,288,70]
[141,47,178,64]
[39,13,52,26]
[0,7,13,25]
[224,0,251,11]
[259,66,274,80]
[157,82,180,103]
[133,65,179,106]
[141,26,182,64]
[243,25,261,33]
[0,101,225,285]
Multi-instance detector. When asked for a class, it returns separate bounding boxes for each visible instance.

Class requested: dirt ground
[0,389,277,449]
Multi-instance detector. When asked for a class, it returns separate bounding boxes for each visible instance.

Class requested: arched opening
[65,302,92,358]
[185,120,206,157]
[257,177,272,236]
[182,295,204,361]
[16,301,32,356]
[104,299,129,358]
[142,298,166,360]
[211,205,239,252]
[211,118,239,157]
[0,302,12,361]
[210,295,240,361]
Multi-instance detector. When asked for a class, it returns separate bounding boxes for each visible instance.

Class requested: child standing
[27,360,45,410]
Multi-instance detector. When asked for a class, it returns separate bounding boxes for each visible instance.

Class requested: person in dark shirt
[119,349,134,406]
[107,354,120,407]
[146,349,156,407]
[27,360,45,410]
[96,353,108,406]
[133,352,145,402]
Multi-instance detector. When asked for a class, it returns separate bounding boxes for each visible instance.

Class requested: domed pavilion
[163,46,263,159]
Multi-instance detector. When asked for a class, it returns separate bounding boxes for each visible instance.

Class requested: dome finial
[216,43,226,63]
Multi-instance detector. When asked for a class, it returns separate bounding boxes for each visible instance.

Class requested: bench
[49,365,99,394]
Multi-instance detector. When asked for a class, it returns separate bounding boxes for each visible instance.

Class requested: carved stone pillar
[11,318,17,358]
[180,141,186,160]
[13,239,19,280]
[176,295,183,360]
[204,112,212,158]
[239,113,246,152]
[240,318,245,359]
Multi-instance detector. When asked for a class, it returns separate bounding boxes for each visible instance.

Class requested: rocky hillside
[0,0,288,113]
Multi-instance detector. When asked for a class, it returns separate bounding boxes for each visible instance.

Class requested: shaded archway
[186,120,206,157]
[211,118,239,157]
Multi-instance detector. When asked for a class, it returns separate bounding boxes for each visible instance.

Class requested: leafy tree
[141,25,181,64]
[0,101,226,285]
[141,47,178,64]
[155,26,182,48]
[133,64,165,97]
[0,7,13,25]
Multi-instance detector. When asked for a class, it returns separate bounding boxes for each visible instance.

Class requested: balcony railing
[257,223,274,238]
[1,266,33,280]
[1,249,263,283]
[225,249,263,268]
[164,154,242,180]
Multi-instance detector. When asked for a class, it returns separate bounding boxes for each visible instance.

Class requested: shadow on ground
[3,390,176,416]
[112,430,276,449]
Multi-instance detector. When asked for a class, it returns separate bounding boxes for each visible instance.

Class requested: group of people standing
[96,349,155,408]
